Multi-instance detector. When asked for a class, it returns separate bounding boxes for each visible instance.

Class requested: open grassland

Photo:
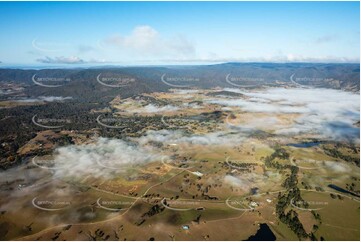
[0,88,359,240]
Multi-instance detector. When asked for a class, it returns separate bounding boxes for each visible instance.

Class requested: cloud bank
[210,87,360,142]
[15,96,73,103]
[36,56,85,64]
[138,129,245,146]
[51,137,160,179]
[132,104,179,113]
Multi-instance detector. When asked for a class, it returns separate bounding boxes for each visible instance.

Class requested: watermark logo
[290,198,327,211]
[96,115,124,129]
[32,114,70,129]
[289,74,309,88]
[161,74,199,88]
[96,158,125,170]
[289,158,320,170]
[161,198,199,211]
[289,73,333,88]
[32,156,70,170]
[225,197,254,211]
[32,38,70,52]
[32,197,71,211]
[96,73,135,88]
[161,115,195,129]
[225,156,251,170]
[32,74,71,88]
[225,74,264,88]
[96,197,131,212]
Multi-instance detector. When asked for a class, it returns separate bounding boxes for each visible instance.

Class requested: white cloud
[160,55,359,64]
[208,98,309,114]
[105,26,159,53]
[51,137,160,179]
[138,129,246,146]
[33,27,357,65]
[224,171,282,192]
[15,96,72,103]
[101,25,195,59]
[36,56,85,64]
[36,56,107,64]
[323,161,352,173]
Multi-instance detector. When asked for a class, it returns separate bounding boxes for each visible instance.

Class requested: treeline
[323,146,359,167]
[265,147,310,239]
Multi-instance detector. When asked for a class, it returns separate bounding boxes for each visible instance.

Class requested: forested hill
[0,63,359,103]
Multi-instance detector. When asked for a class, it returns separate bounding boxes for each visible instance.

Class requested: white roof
[192,171,203,177]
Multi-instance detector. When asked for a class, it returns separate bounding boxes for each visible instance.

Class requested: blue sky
[0,1,359,66]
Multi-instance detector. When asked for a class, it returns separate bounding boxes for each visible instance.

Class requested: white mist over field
[210,87,360,142]
[138,129,246,146]
[51,137,160,178]
[135,104,179,113]
[15,96,73,103]
[29,87,359,183]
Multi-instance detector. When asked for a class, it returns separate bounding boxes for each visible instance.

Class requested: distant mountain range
[0,63,359,103]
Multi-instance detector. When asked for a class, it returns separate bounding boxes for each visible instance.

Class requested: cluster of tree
[178,174,220,200]
[265,147,313,240]
[323,146,359,166]
[264,148,292,170]
[51,231,62,241]
[282,166,299,189]
[134,204,165,227]
[276,188,302,214]
[330,193,344,200]
[311,211,321,221]
[276,188,309,239]
[279,209,308,239]
[193,214,202,224]
[86,228,111,241]
[346,179,359,195]
[301,181,313,190]
[142,204,165,218]
[0,100,177,169]
[271,147,290,160]
[224,161,256,170]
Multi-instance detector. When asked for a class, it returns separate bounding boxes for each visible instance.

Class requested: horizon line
[0,61,360,70]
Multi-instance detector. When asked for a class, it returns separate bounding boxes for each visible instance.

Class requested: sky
[0,1,359,66]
